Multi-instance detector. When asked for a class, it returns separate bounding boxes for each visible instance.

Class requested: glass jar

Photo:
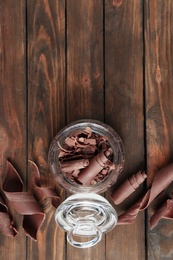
[49,119,125,248]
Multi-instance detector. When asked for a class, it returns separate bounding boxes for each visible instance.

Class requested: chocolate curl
[77,151,109,185]
[60,159,89,173]
[64,137,76,147]
[118,163,173,225]
[84,138,97,145]
[111,171,147,205]
[0,197,17,237]
[2,161,45,240]
[71,127,93,139]
[28,160,61,208]
[75,137,97,147]
[57,141,75,157]
[150,198,173,229]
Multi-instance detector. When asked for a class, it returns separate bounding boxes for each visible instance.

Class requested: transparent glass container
[49,119,125,248]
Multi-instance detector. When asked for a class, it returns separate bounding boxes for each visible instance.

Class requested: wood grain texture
[66,0,104,122]
[1,0,173,259]
[66,0,105,259]
[145,0,173,259]
[27,0,66,259]
[105,1,146,259]
[0,0,27,259]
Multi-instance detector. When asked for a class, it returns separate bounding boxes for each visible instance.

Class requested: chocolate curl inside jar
[117,163,173,226]
[77,150,110,185]
[111,171,147,205]
[60,159,89,173]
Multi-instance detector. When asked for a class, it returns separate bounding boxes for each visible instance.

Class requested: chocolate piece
[58,127,115,186]
[111,171,147,205]
[150,198,173,229]
[65,137,76,147]
[60,159,89,173]
[117,163,173,226]
[2,161,45,240]
[29,160,61,208]
[72,169,80,177]
[77,151,109,185]
[84,138,97,145]
[2,160,61,240]
[0,197,17,237]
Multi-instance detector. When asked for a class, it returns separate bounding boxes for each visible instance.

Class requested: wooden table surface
[1,0,173,259]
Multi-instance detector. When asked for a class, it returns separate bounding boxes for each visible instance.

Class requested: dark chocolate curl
[2,161,45,240]
[28,160,61,208]
[77,151,109,185]
[0,197,17,237]
[117,163,173,225]
[111,171,147,205]
[150,198,173,229]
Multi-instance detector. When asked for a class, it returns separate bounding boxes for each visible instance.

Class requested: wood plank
[66,0,104,122]
[66,0,105,258]
[27,0,66,259]
[145,0,173,259]
[105,1,146,259]
[0,0,27,259]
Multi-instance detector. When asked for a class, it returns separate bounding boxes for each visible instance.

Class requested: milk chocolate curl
[117,163,173,225]
[77,151,109,185]
[0,197,17,237]
[129,171,147,189]
[111,171,147,205]
[29,160,61,208]
[60,159,89,173]
[150,198,173,229]
[2,160,61,240]
[65,137,76,147]
[2,161,45,240]
[84,138,97,145]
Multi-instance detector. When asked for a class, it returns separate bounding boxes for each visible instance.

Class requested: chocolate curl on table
[77,150,110,185]
[117,163,173,225]
[28,160,61,208]
[2,161,45,240]
[111,171,147,205]
[0,197,17,237]
[150,198,173,229]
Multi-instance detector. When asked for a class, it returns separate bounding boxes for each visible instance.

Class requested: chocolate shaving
[77,151,110,185]
[60,159,89,173]
[58,127,115,185]
[111,171,147,205]
[2,160,61,240]
[150,198,173,229]
[0,197,17,237]
[2,161,45,240]
[28,160,61,208]
[117,163,173,226]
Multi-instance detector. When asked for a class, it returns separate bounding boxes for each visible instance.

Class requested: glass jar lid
[55,193,118,248]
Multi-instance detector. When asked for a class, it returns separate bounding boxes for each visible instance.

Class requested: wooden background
[1,0,173,259]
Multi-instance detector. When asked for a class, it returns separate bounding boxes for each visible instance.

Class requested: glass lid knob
[55,193,118,248]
